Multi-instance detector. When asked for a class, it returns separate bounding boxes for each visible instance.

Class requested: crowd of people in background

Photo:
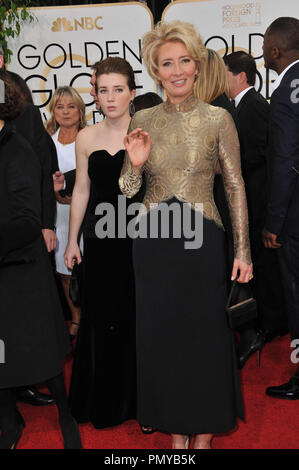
[0,15,298,450]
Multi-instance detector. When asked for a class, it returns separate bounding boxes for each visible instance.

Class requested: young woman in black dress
[65,58,139,429]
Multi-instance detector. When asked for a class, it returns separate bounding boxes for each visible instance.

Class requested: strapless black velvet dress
[69,150,137,428]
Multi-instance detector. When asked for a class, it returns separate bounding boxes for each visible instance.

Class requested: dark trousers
[253,244,287,332]
[277,235,299,341]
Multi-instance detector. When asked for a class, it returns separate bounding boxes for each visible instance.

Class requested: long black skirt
[69,236,136,428]
[133,199,244,435]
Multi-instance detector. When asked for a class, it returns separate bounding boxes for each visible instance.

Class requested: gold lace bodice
[119,94,251,264]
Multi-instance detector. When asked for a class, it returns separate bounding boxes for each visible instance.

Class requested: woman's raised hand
[124,128,151,171]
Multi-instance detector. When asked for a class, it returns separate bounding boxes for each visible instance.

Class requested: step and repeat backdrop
[7,0,299,122]
[7,2,154,123]
[163,0,299,99]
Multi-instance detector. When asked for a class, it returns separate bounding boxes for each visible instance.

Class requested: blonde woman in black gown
[119,21,253,449]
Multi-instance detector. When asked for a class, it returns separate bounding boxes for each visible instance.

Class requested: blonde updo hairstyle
[141,20,207,87]
[46,86,86,136]
[194,48,229,103]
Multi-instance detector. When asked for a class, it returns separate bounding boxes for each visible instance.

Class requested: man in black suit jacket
[262,17,299,399]
[224,52,287,368]
[0,50,57,254]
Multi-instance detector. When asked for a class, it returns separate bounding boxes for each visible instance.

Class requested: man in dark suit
[224,51,287,368]
[262,17,299,399]
[0,47,55,406]
[0,49,57,255]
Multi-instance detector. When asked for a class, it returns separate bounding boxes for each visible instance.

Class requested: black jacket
[236,88,270,240]
[12,104,56,230]
[266,62,299,237]
[0,123,42,265]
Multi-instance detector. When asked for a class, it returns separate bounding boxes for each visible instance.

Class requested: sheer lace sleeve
[119,115,143,199]
[218,110,252,265]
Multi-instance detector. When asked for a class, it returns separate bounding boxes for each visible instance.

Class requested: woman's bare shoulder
[76,122,106,159]
[77,122,103,139]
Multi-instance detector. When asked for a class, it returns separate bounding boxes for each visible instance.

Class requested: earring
[129,100,135,117]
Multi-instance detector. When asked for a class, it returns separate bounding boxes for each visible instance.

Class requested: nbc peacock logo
[51,18,73,32]
[51,16,103,32]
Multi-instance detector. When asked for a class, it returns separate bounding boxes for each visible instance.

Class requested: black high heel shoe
[140,424,156,434]
[237,330,266,369]
[0,410,25,449]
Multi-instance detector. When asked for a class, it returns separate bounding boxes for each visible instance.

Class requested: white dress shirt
[234,86,254,107]
[272,60,299,92]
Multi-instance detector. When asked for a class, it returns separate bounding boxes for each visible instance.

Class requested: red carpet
[15,334,298,449]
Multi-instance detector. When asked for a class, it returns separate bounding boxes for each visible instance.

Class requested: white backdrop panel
[163,0,299,98]
[7,2,154,123]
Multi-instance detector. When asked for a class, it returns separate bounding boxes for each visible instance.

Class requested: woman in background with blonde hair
[46,86,86,341]
[194,48,236,119]
[119,21,252,449]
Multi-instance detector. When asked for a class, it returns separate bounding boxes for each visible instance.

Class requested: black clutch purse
[69,260,83,307]
[59,169,76,197]
[226,279,257,329]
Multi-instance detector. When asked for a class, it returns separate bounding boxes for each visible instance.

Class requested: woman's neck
[0,120,4,132]
[102,113,131,133]
[58,125,78,144]
[167,90,194,105]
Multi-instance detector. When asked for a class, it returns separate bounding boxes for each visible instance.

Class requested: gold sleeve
[218,110,252,265]
[119,115,143,199]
